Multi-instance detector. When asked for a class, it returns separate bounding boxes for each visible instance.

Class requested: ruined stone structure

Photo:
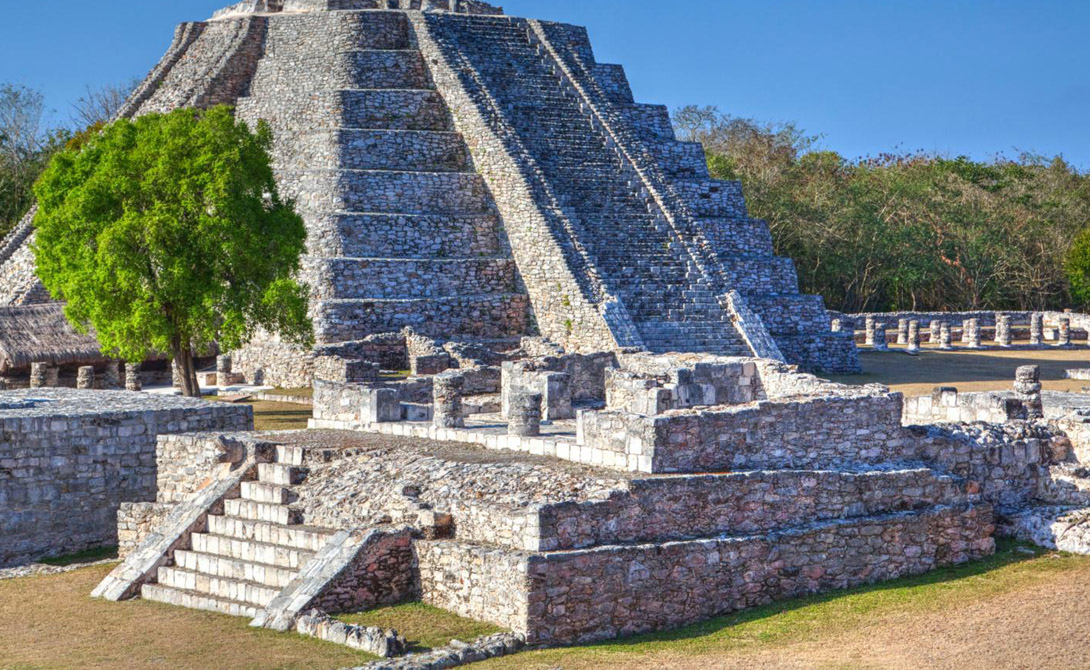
[0,390,252,568]
[0,0,858,383]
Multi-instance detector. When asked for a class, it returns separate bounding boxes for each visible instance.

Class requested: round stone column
[432,372,465,429]
[29,362,48,389]
[508,390,543,437]
[216,355,233,388]
[896,319,909,345]
[872,323,889,351]
[966,319,982,349]
[865,316,876,347]
[1030,313,1044,347]
[996,315,1012,348]
[962,319,972,343]
[125,363,142,392]
[906,320,921,354]
[1014,365,1044,419]
[929,320,942,344]
[938,321,954,350]
[1058,317,1071,347]
[77,366,95,390]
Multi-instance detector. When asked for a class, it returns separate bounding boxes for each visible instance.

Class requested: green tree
[32,106,312,396]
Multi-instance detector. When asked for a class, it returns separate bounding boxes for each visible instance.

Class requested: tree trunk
[172,342,202,398]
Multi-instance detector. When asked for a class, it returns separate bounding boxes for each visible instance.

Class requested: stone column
[77,366,95,390]
[929,320,942,345]
[216,355,233,388]
[1014,365,1044,420]
[996,315,1012,348]
[966,319,982,349]
[29,362,49,388]
[1058,317,1071,347]
[125,363,142,392]
[865,316,876,347]
[103,360,122,389]
[939,321,954,350]
[872,323,889,351]
[906,320,921,354]
[432,372,464,429]
[508,390,543,437]
[1030,313,1044,347]
[897,319,909,345]
[962,319,972,343]
[830,319,843,333]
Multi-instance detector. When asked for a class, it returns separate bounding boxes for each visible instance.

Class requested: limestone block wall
[904,388,1026,425]
[117,502,173,559]
[579,393,908,473]
[0,390,253,567]
[416,504,993,645]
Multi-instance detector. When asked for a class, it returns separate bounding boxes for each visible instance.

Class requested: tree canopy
[32,105,312,396]
[674,105,1090,313]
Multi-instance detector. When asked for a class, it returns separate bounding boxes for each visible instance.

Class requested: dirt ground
[829,346,1090,397]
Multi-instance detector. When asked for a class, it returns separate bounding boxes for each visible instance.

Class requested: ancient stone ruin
[0,0,858,387]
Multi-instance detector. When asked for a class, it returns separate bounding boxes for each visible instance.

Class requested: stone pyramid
[0,0,860,383]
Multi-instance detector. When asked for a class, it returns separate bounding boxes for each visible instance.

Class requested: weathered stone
[508,390,543,437]
[906,320,920,355]
[872,322,888,351]
[432,372,465,428]
[76,366,95,390]
[939,321,953,350]
[1030,312,1044,347]
[966,319,982,349]
[996,314,1012,347]
[1058,317,1072,347]
[897,318,909,345]
[103,360,122,389]
[125,363,142,392]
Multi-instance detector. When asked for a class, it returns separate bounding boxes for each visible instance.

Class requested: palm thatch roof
[0,303,107,374]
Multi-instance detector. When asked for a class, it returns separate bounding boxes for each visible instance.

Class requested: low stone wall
[528,468,969,552]
[578,393,907,473]
[417,504,993,645]
[904,388,1026,425]
[0,390,252,567]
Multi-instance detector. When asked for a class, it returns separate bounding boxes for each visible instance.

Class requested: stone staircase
[428,14,750,356]
[234,10,530,346]
[141,444,335,618]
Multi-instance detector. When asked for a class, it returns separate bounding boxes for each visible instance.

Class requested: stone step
[249,50,429,94]
[174,549,300,589]
[224,498,301,526]
[256,463,307,486]
[305,257,519,300]
[313,294,530,344]
[190,533,315,570]
[241,481,292,505]
[157,566,281,608]
[236,89,451,133]
[272,129,470,172]
[207,515,333,553]
[275,444,305,467]
[278,169,493,216]
[304,212,501,259]
[140,583,260,619]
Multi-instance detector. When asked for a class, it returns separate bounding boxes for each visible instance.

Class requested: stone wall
[0,390,252,567]
[518,504,993,645]
[117,502,173,559]
[904,387,1026,425]
[578,393,907,473]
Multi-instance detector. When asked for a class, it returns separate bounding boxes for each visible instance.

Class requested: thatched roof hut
[0,303,107,374]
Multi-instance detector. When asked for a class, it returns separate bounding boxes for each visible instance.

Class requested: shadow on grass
[38,546,119,567]
[587,539,1045,651]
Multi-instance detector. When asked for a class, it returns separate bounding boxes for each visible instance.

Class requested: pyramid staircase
[233,10,530,346]
[140,444,335,618]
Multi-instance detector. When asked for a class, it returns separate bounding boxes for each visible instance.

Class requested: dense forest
[674,106,1090,313]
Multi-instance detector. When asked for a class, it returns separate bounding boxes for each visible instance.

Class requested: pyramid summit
[0,0,860,382]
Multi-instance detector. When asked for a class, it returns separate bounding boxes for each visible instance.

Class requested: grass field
[4,542,1090,670]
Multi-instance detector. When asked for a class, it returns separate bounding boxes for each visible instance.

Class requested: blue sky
[2,1,1087,167]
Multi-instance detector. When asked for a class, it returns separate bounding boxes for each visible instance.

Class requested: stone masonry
[0,389,252,567]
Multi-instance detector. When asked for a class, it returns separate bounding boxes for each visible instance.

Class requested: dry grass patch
[829,347,1090,397]
[0,563,375,670]
[208,398,312,431]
